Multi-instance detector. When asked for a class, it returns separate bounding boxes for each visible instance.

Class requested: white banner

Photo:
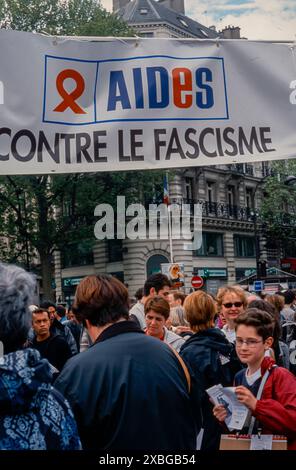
[0,30,296,174]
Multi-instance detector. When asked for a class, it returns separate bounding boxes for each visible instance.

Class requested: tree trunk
[40,250,54,301]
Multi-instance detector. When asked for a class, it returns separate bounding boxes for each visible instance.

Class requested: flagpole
[164,172,174,263]
[168,204,174,263]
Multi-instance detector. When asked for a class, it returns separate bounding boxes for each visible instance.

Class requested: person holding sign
[213,308,296,450]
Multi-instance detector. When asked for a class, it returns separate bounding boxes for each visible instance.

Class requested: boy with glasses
[213,308,296,449]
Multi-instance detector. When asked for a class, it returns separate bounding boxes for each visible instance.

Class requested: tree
[260,160,296,259]
[0,1,163,299]
[0,170,164,299]
[0,0,132,36]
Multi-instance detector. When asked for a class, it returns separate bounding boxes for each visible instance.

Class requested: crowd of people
[0,262,295,451]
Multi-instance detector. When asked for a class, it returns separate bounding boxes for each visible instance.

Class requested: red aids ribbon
[53,69,86,114]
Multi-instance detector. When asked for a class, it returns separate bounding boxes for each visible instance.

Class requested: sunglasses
[223,302,243,308]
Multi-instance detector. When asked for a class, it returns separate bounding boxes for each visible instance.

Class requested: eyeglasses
[223,302,243,308]
[236,338,263,347]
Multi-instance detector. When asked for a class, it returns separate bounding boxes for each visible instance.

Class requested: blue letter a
[107,71,131,111]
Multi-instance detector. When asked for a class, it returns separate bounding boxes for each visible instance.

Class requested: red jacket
[253,357,296,450]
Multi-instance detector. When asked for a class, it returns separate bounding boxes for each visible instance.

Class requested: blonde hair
[183,290,216,333]
[216,286,247,309]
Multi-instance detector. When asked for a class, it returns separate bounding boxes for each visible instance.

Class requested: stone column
[53,250,63,302]
[224,231,236,284]
[93,240,107,273]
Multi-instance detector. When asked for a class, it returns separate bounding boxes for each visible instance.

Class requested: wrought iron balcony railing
[172,199,255,222]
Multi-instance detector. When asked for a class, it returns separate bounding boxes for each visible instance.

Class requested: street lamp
[250,208,261,280]
[250,174,270,280]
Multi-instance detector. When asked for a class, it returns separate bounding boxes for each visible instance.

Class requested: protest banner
[0,30,295,174]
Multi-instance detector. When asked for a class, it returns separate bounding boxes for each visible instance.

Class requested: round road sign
[191,275,204,289]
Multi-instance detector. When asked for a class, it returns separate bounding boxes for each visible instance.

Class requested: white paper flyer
[206,384,249,430]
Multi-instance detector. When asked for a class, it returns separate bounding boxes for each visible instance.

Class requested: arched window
[146,254,169,277]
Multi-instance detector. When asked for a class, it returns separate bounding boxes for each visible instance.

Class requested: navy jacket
[55,321,200,451]
[180,328,242,451]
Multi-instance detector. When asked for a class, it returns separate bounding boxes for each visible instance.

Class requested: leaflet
[206,384,249,430]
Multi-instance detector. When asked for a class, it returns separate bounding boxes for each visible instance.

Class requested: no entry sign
[191,275,204,289]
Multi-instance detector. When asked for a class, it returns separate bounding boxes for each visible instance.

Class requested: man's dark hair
[234,308,274,340]
[143,273,171,296]
[73,274,129,327]
[248,299,277,317]
[170,290,186,305]
[32,308,50,319]
[40,301,56,310]
[283,290,295,305]
[134,288,144,301]
[56,305,66,318]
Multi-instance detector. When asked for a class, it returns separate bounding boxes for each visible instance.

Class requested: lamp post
[250,208,261,280]
[250,175,269,280]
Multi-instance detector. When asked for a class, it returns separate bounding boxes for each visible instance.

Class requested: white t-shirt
[245,367,261,386]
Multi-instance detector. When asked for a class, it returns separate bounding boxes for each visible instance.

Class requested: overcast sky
[100,0,296,40]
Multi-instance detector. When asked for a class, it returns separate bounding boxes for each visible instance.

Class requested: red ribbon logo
[53,69,86,114]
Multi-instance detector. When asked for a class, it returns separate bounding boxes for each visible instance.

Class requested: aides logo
[43,55,229,125]
[53,69,86,114]
[43,56,98,125]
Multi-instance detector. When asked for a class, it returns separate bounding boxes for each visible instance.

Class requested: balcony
[229,163,254,176]
[179,199,254,222]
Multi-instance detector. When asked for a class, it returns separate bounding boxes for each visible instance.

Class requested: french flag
[163,173,170,205]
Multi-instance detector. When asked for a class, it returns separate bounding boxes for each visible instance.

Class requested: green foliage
[0,0,141,298]
[0,0,132,36]
[260,160,296,249]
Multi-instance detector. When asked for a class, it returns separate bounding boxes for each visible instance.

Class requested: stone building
[54,0,270,302]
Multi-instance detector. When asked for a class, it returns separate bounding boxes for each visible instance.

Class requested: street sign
[161,263,185,288]
[253,280,265,292]
[191,275,204,289]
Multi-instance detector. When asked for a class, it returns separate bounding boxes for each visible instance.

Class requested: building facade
[54,0,269,302]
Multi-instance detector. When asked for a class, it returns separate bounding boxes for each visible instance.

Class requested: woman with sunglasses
[217,286,247,343]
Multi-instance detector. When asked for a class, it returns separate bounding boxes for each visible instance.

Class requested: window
[146,254,169,277]
[194,232,224,257]
[107,239,123,263]
[178,17,189,28]
[262,161,271,177]
[207,182,213,204]
[140,8,148,14]
[199,29,209,37]
[227,185,235,207]
[228,185,236,217]
[110,272,124,283]
[234,235,256,257]
[207,182,216,214]
[185,177,194,201]
[246,188,253,209]
[139,32,154,37]
[62,240,94,268]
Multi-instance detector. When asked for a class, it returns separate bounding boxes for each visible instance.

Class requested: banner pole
[165,172,174,263]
